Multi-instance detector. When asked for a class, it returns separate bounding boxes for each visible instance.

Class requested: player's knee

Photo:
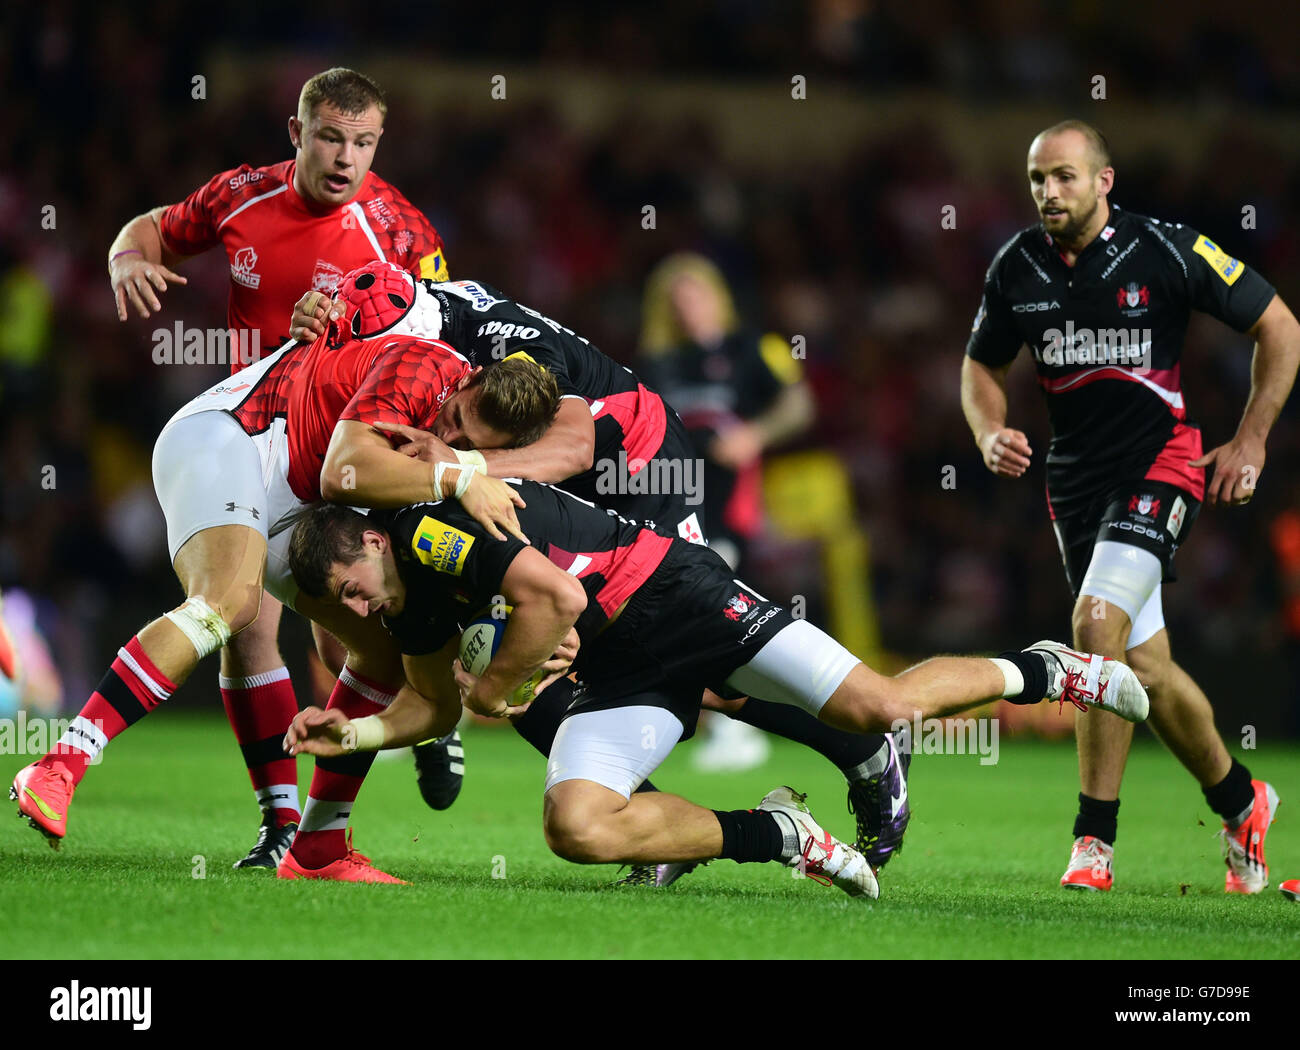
[1072,607,1126,659]
[1125,648,1171,699]
[543,806,612,864]
[824,680,906,734]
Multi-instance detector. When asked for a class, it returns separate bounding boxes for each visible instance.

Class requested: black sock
[1203,758,1254,825]
[996,649,1050,704]
[713,809,784,863]
[511,679,657,792]
[1073,793,1120,844]
[731,698,887,774]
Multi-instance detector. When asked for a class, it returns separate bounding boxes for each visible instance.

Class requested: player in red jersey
[11,319,561,882]
[104,68,451,869]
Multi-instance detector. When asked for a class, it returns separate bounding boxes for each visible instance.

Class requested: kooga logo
[50,982,151,1030]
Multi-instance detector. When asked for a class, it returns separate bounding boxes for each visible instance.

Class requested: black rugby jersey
[375,481,673,657]
[967,205,1274,517]
[420,279,683,498]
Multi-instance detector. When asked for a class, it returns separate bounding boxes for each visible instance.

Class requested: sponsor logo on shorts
[1105,520,1164,541]
[1168,495,1187,539]
[738,606,781,644]
[1128,494,1161,520]
[412,516,476,576]
[724,593,755,621]
[231,245,261,289]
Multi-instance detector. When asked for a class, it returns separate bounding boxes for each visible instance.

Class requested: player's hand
[452,658,531,719]
[283,705,351,758]
[980,427,1032,478]
[111,256,187,321]
[459,472,529,543]
[709,423,764,470]
[535,627,580,693]
[373,420,457,462]
[1190,436,1265,506]
[290,290,342,343]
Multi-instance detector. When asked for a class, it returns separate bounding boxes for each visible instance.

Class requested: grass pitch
[2,713,1297,959]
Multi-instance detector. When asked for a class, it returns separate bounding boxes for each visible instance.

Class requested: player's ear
[362,529,387,556]
[288,116,303,150]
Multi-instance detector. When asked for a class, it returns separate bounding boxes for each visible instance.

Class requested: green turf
[2,713,1298,959]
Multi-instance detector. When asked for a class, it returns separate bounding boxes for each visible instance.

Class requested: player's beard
[1047,194,1100,247]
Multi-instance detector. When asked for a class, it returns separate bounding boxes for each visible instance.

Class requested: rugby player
[104,67,453,869]
[11,320,559,883]
[296,265,916,879]
[962,120,1300,892]
[281,487,1149,899]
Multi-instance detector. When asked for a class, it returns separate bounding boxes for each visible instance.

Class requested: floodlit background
[2,0,1299,737]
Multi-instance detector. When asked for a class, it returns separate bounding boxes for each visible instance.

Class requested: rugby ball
[458,605,545,707]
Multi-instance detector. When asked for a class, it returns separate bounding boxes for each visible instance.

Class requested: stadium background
[2,0,1299,741]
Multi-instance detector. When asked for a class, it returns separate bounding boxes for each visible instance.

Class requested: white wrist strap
[455,448,487,472]
[345,715,385,752]
[434,459,481,500]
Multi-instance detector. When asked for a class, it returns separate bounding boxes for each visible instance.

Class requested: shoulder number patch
[412,515,475,575]
[1192,235,1243,286]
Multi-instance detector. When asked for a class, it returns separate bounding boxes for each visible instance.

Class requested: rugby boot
[10,761,74,848]
[232,812,298,870]
[1024,641,1149,722]
[1222,780,1279,894]
[413,730,464,811]
[1060,835,1114,891]
[758,785,879,900]
[277,830,409,884]
[848,724,911,869]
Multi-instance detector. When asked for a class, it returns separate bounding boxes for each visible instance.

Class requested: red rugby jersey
[226,332,471,503]
[158,160,448,371]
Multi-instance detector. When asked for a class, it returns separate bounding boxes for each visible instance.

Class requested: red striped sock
[291,665,396,869]
[43,636,176,785]
[220,667,301,827]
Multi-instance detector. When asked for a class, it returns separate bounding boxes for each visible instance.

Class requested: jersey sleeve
[1169,225,1275,332]
[339,339,468,429]
[157,168,241,257]
[381,502,527,655]
[382,183,449,281]
[966,247,1025,367]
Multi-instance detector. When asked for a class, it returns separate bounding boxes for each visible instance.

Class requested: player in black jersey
[281,484,1150,899]
[963,120,1300,894]
[291,262,913,875]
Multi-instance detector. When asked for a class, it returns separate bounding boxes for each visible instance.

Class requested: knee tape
[164,595,233,659]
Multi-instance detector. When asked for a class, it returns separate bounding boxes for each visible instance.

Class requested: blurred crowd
[3,3,1299,732]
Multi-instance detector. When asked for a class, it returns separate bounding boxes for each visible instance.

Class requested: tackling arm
[461,547,588,717]
[480,397,595,481]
